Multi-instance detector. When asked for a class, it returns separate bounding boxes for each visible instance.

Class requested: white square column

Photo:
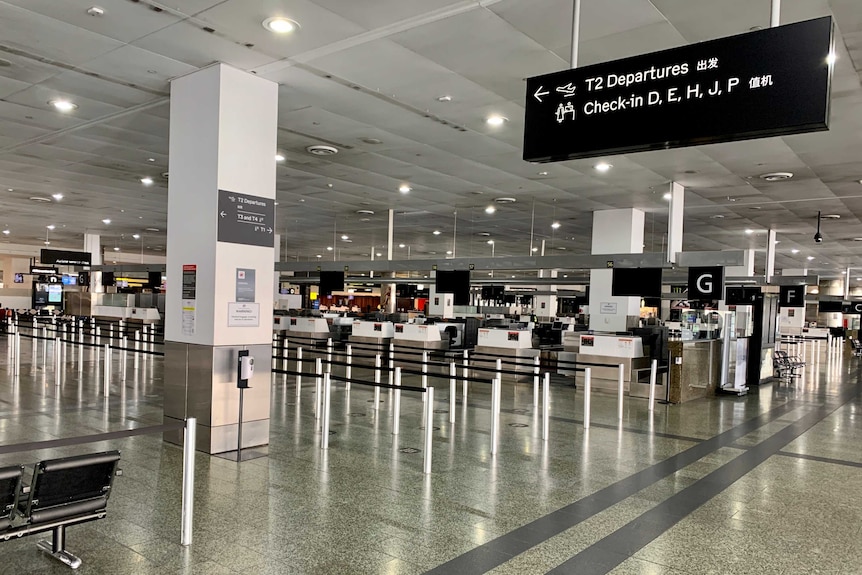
[589,209,644,333]
[163,64,278,454]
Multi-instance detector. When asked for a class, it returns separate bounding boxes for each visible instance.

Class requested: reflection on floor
[0,336,860,575]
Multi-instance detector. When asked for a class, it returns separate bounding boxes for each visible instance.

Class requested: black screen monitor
[552,321,563,330]
[611,268,662,298]
[818,301,843,313]
[102,272,115,287]
[436,270,470,305]
[319,271,345,296]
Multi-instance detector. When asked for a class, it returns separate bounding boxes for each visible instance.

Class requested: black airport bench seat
[773,350,805,379]
[0,450,121,569]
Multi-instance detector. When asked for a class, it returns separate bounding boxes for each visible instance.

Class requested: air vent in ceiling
[822,214,841,219]
[29,196,51,203]
[361,138,382,145]
[356,209,375,215]
[306,145,338,156]
[494,197,516,204]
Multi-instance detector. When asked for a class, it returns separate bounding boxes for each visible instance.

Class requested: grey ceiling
[0,0,861,279]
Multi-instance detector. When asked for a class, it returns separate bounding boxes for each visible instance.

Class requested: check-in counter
[472,328,538,383]
[94,305,161,322]
[572,334,650,394]
[393,323,448,367]
[349,321,395,367]
[667,339,722,403]
[280,317,332,345]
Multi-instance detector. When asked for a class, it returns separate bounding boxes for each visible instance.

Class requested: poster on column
[228,302,260,327]
[181,264,197,336]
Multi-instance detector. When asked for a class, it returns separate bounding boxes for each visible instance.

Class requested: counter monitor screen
[319,271,345,296]
[435,270,471,305]
[611,267,662,298]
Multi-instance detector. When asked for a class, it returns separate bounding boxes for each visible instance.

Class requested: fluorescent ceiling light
[551,222,561,229]
[485,206,496,214]
[399,184,411,193]
[791,249,800,254]
[486,115,507,126]
[594,162,612,172]
[46,225,55,230]
[52,193,63,200]
[141,177,154,185]
[326,246,333,251]
[102,219,111,224]
[132,234,140,239]
[432,230,441,235]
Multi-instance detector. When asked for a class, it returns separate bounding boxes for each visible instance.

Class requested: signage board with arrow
[217,189,275,248]
[524,17,833,162]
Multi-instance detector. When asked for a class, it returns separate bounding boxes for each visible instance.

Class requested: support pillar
[163,64,277,454]
[84,233,103,295]
[588,209,644,332]
[666,182,684,263]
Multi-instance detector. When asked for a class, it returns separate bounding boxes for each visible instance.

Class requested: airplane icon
[556,83,577,97]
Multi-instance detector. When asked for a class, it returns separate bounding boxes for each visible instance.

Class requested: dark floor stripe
[0,422,184,455]
[546,381,862,575]
[421,398,802,575]
[775,450,862,468]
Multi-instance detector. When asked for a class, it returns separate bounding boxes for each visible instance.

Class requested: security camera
[814,231,823,243]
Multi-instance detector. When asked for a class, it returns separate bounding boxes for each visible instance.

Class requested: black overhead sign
[779,285,806,308]
[523,17,834,162]
[842,302,862,315]
[688,266,724,300]
[40,249,92,266]
[217,189,275,248]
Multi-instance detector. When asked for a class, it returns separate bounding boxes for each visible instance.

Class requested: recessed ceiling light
[437,95,452,102]
[361,137,383,145]
[532,247,538,252]
[494,197,516,204]
[485,206,496,214]
[556,246,567,250]
[663,193,672,200]
[44,241,50,245]
[745,229,754,234]
[102,219,111,224]
[537,171,549,176]
[432,230,441,235]
[86,6,104,17]
[594,162,612,172]
[132,234,140,239]
[29,197,51,203]
[145,227,159,232]
[399,243,406,248]
[52,193,63,201]
[821,214,841,219]
[375,252,382,257]
[446,250,453,255]
[341,235,349,240]
[46,225,55,230]
[315,254,322,258]
[477,232,491,237]
[486,115,507,126]
[356,209,375,215]
[791,249,800,254]
[147,158,155,162]
[306,145,338,156]
[710,214,725,219]
[399,184,411,194]
[49,99,77,112]
[113,246,120,251]
[326,246,333,251]
[551,222,561,229]
[759,172,793,181]
[275,154,286,162]
[807,256,815,261]
[141,177,154,185]
[262,17,299,34]
[1,230,9,235]
[487,240,494,245]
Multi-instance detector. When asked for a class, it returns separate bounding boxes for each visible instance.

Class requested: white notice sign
[600,302,618,315]
[181,300,196,336]
[228,302,260,327]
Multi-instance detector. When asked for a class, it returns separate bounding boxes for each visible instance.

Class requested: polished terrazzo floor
[0,334,860,574]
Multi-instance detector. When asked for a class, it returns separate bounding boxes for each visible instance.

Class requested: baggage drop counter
[393,323,448,367]
[471,328,538,383]
[349,321,394,367]
[574,334,649,393]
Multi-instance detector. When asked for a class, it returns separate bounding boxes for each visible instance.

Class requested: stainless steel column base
[37,539,82,569]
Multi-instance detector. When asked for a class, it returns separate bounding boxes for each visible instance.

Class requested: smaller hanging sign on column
[181,264,197,336]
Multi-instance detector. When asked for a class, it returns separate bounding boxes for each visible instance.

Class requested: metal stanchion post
[496,358,502,385]
[121,337,127,381]
[14,332,20,378]
[542,372,550,441]
[449,361,456,424]
[326,338,332,374]
[345,345,352,390]
[314,357,322,420]
[392,367,402,435]
[373,354,381,409]
[462,350,469,401]
[584,368,592,430]
[421,351,428,402]
[617,363,625,421]
[490,377,501,455]
[423,387,434,474]
[296,348,303,399]
[181,417,196,547]
[321,373,332,450]
[54,337,61,387]
[78,339,83,374]
[283,337,290,372]
[533,356,540,408]
[103,344,111,397]
[648,359,657,412]
[388,343,395,386]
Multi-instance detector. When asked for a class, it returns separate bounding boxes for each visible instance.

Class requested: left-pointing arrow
[219,211,226,218]
[534,86,550,103]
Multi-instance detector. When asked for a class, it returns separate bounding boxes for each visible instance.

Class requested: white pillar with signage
[163,63,277,454]
[588,209,644,332]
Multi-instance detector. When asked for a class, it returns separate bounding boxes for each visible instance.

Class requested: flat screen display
[61,274,78,286]
[319,271,344,295]
[435,270,470,305]
[611,268,662,298]
[47,284,62,304]
[818,301,843,313]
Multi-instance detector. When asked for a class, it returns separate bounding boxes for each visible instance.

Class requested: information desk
[472,328,538,383]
